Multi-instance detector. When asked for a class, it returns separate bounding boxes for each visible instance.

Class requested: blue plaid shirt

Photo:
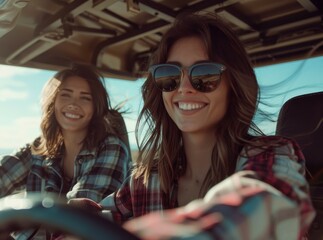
[0,135,131,239]
[0,135,131,201]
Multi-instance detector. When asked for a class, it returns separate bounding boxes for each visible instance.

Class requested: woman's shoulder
[89,134,131,161]
[99,134,129,150]
[248,135,299,146]
[101,134,124,144]
[242,135,304,159]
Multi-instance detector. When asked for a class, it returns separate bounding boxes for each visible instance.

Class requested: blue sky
[1,56,323,153]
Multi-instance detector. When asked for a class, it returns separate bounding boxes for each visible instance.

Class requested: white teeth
[64,112,81,119]
[178,102,205,110]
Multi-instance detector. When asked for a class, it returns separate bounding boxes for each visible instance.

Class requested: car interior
[1,0,323,79]
[0,0,323,239]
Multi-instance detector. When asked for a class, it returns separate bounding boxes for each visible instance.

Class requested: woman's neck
[62,129,87,150]
[182,132,216,180]
[177,132,216,206]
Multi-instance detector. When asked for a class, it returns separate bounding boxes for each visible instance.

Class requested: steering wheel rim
[0,194,139,240]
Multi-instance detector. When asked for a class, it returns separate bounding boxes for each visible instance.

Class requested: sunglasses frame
[149,62,226,92]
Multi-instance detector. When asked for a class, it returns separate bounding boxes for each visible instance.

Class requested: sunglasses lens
[154,66,181,92]
[191,64,222,92]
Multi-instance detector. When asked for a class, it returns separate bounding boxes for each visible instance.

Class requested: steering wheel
[0,194,139,240]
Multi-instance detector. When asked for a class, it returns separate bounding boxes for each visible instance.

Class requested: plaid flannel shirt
[0,135,131,201]
[0,135,131,240]
[101,136,315,239]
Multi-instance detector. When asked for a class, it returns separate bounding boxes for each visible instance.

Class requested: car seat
[109,109,132,162]
[276,91,323,239]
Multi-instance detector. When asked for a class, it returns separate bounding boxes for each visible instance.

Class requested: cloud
[0,116,41,150]
[0,78,26,88]
[0,65,41,78]
[0,88,29,101]
[30,102,41,113]
[0,65,41,88]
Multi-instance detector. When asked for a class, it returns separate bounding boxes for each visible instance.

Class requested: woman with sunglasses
[72,13,315,239]
[0,64,132,239]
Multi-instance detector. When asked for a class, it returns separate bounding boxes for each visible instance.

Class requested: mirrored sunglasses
[149,62,226,92]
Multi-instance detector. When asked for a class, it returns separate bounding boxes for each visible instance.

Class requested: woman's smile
[63,112,82,119]
[177,102,206,111]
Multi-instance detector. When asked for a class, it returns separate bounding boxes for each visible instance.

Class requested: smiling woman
[0,64,132,239]
[90,13,319,239]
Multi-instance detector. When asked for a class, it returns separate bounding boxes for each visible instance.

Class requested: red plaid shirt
[101,136,315,239]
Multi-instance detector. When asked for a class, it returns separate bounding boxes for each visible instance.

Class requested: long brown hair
[32,64,122,157]
[135,13,265,196]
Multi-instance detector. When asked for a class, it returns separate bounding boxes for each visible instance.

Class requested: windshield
[1,56,323,155]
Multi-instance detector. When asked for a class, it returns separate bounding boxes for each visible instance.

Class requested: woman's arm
[0,144,32,197]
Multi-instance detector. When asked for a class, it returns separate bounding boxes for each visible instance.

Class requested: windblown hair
[135,13,267,196]
[32,64,123,157]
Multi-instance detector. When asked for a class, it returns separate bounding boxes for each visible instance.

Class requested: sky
[0,65,144,153]
[1,56,323,154]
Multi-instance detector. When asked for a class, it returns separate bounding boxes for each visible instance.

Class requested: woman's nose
[178,70,196,93]
[66,104,79,111]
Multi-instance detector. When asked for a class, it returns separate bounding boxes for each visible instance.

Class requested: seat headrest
[276,92,323,176]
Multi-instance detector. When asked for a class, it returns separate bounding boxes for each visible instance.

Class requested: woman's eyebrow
[165,60,210,66]
[60,88,91,95]
[166,61,180,65]
[60,88,72,92]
